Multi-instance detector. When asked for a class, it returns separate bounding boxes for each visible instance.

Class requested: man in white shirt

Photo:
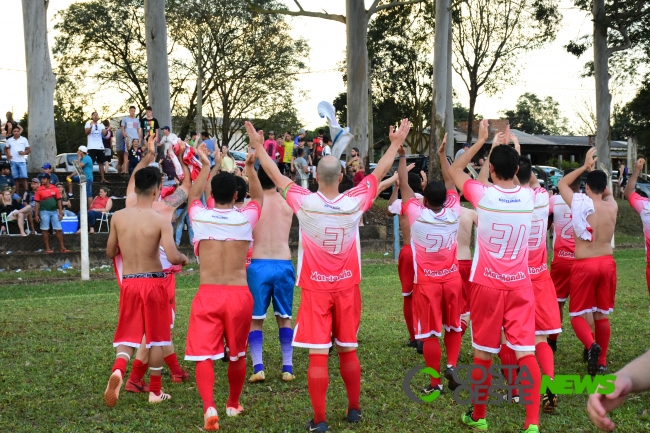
[85,111,108,182]
[454,142,469,161]
[159,126,179,156]
[4,127,31,196]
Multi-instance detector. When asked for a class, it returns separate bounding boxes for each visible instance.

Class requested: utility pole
[196,31,203,144]
[367,65,374,164]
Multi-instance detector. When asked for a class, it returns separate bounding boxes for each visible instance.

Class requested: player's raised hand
[477,119,489,143]
[197,143,210,165]
[509,133,521,155]
[147,134,156,154]
[492,132,505,149]
[398,142,406,156]
[438,133,448,156]
[245,149,256,168]
[406,162,416,172]
[584,147,597,170]
[244,121,264,150]
[635,158,645,172]
[389,119,411,149]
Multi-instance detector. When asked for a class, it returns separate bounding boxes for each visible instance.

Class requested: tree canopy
[500,93,571,136]
[612,78,650,155]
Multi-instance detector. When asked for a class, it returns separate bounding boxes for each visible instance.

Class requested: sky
[2,0,643,131]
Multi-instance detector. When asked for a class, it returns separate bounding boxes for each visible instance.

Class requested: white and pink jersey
[528,188,550,279]
[549,194,575,261]
[189,199,261,258]
[403,192,461,283]
[628,192,650,262]
[282,176,378,291]
[463,180,536,290]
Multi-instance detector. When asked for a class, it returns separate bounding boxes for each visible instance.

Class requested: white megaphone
[317,101,354,159]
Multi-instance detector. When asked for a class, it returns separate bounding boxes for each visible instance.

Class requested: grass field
[2,251,650,432]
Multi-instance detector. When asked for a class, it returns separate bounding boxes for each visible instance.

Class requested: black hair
[586,170,607,194]
[516,156,532,184]
[134,167,162,194]
[323,136,332,144]
[338,175,354,193]
[210,172,238,204]
[422,181,447,208]
[129,105,136,110]
[490,145,519,180]
[408,172,423,193]
[257,166,275,190]
[145,105,153,111]
[550,170,555,175]
[318,129,324,135]
[298,137,306,143]
[296,147,304,157]
[564,168,582,190]
[235,176,247,203]
[190,131,197,136]
[201,131,209,138]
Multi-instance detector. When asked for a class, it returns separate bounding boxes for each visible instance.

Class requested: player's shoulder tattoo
[163,187,188,209]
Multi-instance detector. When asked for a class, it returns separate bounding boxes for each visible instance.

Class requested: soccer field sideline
[1,250,649,432]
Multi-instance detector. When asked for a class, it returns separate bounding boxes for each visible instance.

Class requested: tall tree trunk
[347,2,369,159]
[22,0,56,171]
[593,0,611,174]
[445,11,454,160]
[144,0,171,129]
[466,86,478,147]
[428,0,450,182]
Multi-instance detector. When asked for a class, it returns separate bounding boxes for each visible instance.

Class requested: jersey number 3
[488,223,527,260]
[322,227,345,254]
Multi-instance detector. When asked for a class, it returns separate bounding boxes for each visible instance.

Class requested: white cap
[78,145,88,153]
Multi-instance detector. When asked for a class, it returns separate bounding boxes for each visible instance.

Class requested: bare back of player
[575,200,617,259]
[457,207,477,261]
[252,189,293,260]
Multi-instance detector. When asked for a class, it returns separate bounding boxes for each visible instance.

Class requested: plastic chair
[1,212,30,235]
[97,212,112,233]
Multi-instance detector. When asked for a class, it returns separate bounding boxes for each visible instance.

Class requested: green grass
[2,252,650,432]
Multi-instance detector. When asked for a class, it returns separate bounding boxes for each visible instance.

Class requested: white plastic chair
[97,212,112,233]
[1,212,30,235]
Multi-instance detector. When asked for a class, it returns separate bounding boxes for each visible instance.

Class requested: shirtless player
[104,166,188,406]
[558,147,617,376]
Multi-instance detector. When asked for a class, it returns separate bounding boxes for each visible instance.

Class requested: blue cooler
[61,216,79,234]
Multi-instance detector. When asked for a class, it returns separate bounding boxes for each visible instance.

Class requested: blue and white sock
[249,330,264,373]
[279,327,294,374]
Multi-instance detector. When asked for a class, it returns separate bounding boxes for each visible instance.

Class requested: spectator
[23,178,39,208]
[282,132,294,174]
[34,173,70,253]
[127,138,143,175]
[57,183,76,217]
[161,148,177,181]
[618,162,628,199]
[353,161,366,187]
[174,202,193,246]
[293,147,309,188]
[4,127,30,196]
[41,163,59,186]
[101,119,114,176]
[313,128,324,147]
[4,111,23,139]
[0,189,34,236]
[476,157,485,168]
[277,134,286,174]
[322,136,333,157]
[346,147,361,172]
[454,142,470,161]
[294,128,306,146]
[159,126,178,156]
[201,132,215,166]
[312,134,324,168]
[188,131,198,147]
[85,111,109,183]
[76,186,113,234]
[66,146,94,208]
[220,144,236,173]
[139,105,160,156]
[120,105,139,174]
[549,170,560,187]
[263,131,279,163]
[0,164,20,200]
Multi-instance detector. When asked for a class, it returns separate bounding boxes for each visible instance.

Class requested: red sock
[338,350,361,411]
[128,359,148,382]
[149,374,162,395]
[227,357,246,408]
[571,316,595,348]
[308,354,329,424]
[595,318,611,367]
[499,344,517,373]
[472,357,492,420]
[460,320,468,337]
[518,354,541,429]
[112,357,127,376]
[196,360,216,411]
[536,342,555,379]
[548,333,558,341]
[422,339,442,386]
[444,331,462,368]
[403,295,415,341]
[164,353,184,377]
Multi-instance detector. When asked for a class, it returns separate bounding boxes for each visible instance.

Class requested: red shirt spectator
[353,169,366,187]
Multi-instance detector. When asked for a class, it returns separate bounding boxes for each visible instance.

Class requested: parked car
[634,173,650,197]
[53,153,117,174]
[230,150,246,169]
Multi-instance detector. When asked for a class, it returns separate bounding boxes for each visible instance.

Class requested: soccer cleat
[501,393,520,404]
[445,367,460,391]
[416,340,424,355]
[125,378,149,393]
[582,348,588,363]
[148,391,171,403]
[542,388,558,413]
[407,339,418,348]
[597,365,608,375]
[346,409,362,423]
[587,342,602,376]
[282,372,296,381]
[248,370,266,383]
[520,424,540,433]
[461,409,488,431]
[306,420,329,432]
[204,407,219,431]
[172,369,190,383]
[104,370,123,407]
[547,338,557,353]
[226,404,244,417]
[423,384,443,395]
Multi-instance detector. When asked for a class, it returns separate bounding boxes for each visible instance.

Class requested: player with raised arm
[104,167,188,407]
[398,133,464,393]
[448,119,542,433]
[558,148,617,376]
[184,144,263,431]
[247,119,410,432]
[624,158,650,312]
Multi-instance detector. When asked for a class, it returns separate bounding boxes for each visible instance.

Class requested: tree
[500,93,571,135]
[611,78,650,155]
[145,0,172,129]
[21,0,57,170]
[53,77,89,154]
[452,0,561,145]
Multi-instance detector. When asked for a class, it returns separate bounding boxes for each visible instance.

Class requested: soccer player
[398,133,463,393]
[457,206,477,334]
[184,145,263,431]
[558,147,617,376]
[247,119,411,432]
[104,166,189,406]
[246,166,296,383]
[448,119,542,433]
[624,158,650,312]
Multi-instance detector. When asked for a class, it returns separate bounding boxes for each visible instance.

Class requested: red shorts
[470,283,535,353]
[550,259,573,302]
[398,246,414,296]
[569,256,617,316]
[165,274,176,328]
[293,285,361,349]
[113,277,171,348]
[184,285,253,362]
[458,260,472,316]
[413,275,462,339]
[532,272,562,335]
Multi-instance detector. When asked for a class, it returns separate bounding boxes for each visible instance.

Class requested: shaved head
[316,156,343,186]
